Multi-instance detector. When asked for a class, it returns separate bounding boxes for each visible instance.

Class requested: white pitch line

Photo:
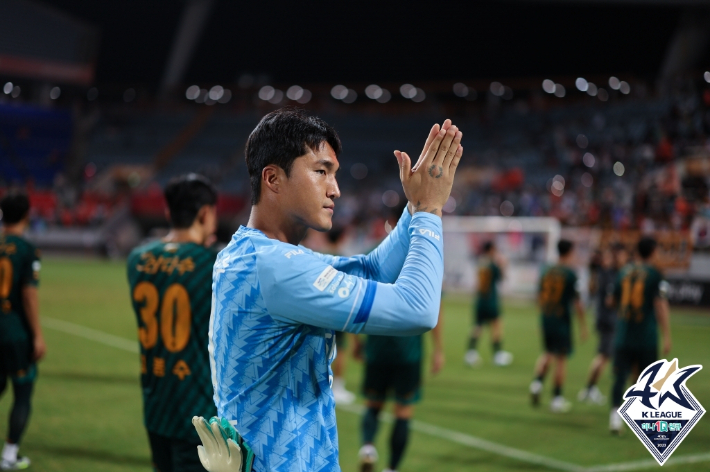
[43,318,709,472]
[42,316,138,353]
[337,403,585,472]
[587,452,710,472]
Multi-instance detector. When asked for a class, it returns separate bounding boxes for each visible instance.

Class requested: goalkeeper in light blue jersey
[208,109,463,472]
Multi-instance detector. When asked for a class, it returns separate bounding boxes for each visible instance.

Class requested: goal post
[442,216,561,297]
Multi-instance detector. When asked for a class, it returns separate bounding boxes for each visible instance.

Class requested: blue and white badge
[619,359,704,466]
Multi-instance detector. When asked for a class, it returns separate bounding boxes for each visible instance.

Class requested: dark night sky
[43,0,694,86]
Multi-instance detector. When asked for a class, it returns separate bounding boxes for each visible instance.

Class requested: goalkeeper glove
[192,416,255,472]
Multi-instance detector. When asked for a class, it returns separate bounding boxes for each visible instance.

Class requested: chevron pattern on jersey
[211,228,340,472]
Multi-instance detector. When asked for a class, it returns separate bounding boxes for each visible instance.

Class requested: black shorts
[475,308,500,326]
[613,345,658,379]
[0,340,36,383]
[334,331,347,349]
[148,432,203,472]
[597,328,615,358]
[542,327,572,356]
[362,362,421,405]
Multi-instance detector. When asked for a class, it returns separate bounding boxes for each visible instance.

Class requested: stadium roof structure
[20,0,710,94]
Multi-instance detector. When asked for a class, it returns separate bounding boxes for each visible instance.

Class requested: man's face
[281,142,341,232]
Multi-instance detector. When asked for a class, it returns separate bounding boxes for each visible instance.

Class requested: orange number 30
[0,257,12,299]
[133,282,191,353]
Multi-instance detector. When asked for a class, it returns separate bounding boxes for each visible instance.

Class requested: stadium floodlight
[553,84,565,97]
[350,163,368,179]
[382,190,400,207]
[399,84,416,99]
[575,78,588,92]
[258,85,275,101]
[186,85,200,100]
[705,71,710,83]
[342,89,357,104]
[608,76,621,90]
[443,196,456,213]
[218,89,232,104]
[3,82,13,94]
[296,89,311,104]
[453,82,468,97]
[11,86,20,98]
[598,88,609,102]
[619,81,630,95]
[365,84,383,99]
[268,89,284,104]
[583,152,595,168]
[576,134,588,149]
[411,88,426,102]
[209,85,224,101]
[542,79,556,94]
[490,82,504,96]
[376,89,391,103]
[581,172,593,188]
[50,87,61,100]
[586,83,598,97]
[613,162,625,176]
[331,85,348,100]
[500,200,514,217]
[286,85,304,101]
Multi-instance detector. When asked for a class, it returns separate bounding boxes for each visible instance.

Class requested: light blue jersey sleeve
[255,212,443,336]
[312,206,411,283]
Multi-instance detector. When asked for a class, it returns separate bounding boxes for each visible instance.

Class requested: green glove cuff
[208,417,256,472]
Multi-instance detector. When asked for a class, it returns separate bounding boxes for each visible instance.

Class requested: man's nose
[328,177,341,199]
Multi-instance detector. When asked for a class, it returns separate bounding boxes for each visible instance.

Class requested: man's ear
[262,165,285,195]
[195,205,207,225]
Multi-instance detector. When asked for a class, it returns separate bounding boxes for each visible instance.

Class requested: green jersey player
[609,237,672,434]
[355,303,444,472]
[464,242,512,366]
[530,240,588,413]
[127,174,219,472]
[0,192,46,471]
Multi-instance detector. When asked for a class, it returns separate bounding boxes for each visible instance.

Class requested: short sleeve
[21,247,40,287]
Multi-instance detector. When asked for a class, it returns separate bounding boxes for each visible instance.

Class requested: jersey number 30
[133,282,191,352]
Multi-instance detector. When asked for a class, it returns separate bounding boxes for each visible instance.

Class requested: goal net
[443,216,561,297]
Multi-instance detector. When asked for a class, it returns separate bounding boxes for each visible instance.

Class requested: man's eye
[316,170,326,175]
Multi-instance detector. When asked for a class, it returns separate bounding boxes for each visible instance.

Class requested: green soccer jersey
[539,264,579,330]
[476,258,501,314]
[365,334,422,365]
[0,234,40,344]
[613,263,666,349]
[127,240,218,442]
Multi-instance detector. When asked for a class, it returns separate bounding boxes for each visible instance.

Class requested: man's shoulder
[128,239,163,260]
[4,234,38,259]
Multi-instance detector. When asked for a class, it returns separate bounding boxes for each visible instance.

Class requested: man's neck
[1,223,27,237]
[558,256,573,267]
[247,205,307,245]
[163,226,204,245]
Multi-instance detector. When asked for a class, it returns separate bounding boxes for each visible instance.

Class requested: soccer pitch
[1,258,708,472]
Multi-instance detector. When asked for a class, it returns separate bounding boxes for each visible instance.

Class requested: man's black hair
[557,239,574,257]
[637,237,657,260]
[0,192,30,225]
[482,241,494,253]
[245,108,342,205]
[164,173,218,229]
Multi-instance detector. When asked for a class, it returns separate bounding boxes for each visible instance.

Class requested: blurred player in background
[578,245,627,405]
[609,237,672,434]
[0,193,45,471]
[530,240,588,413]
[355,302,444,472]
[464,241,512,367]
[127,174,219,472]
[324,227,356,404]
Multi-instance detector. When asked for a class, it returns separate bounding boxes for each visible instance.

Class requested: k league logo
[619,359,705,466]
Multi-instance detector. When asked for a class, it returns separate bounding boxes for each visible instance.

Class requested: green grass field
[1,258,708,472]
